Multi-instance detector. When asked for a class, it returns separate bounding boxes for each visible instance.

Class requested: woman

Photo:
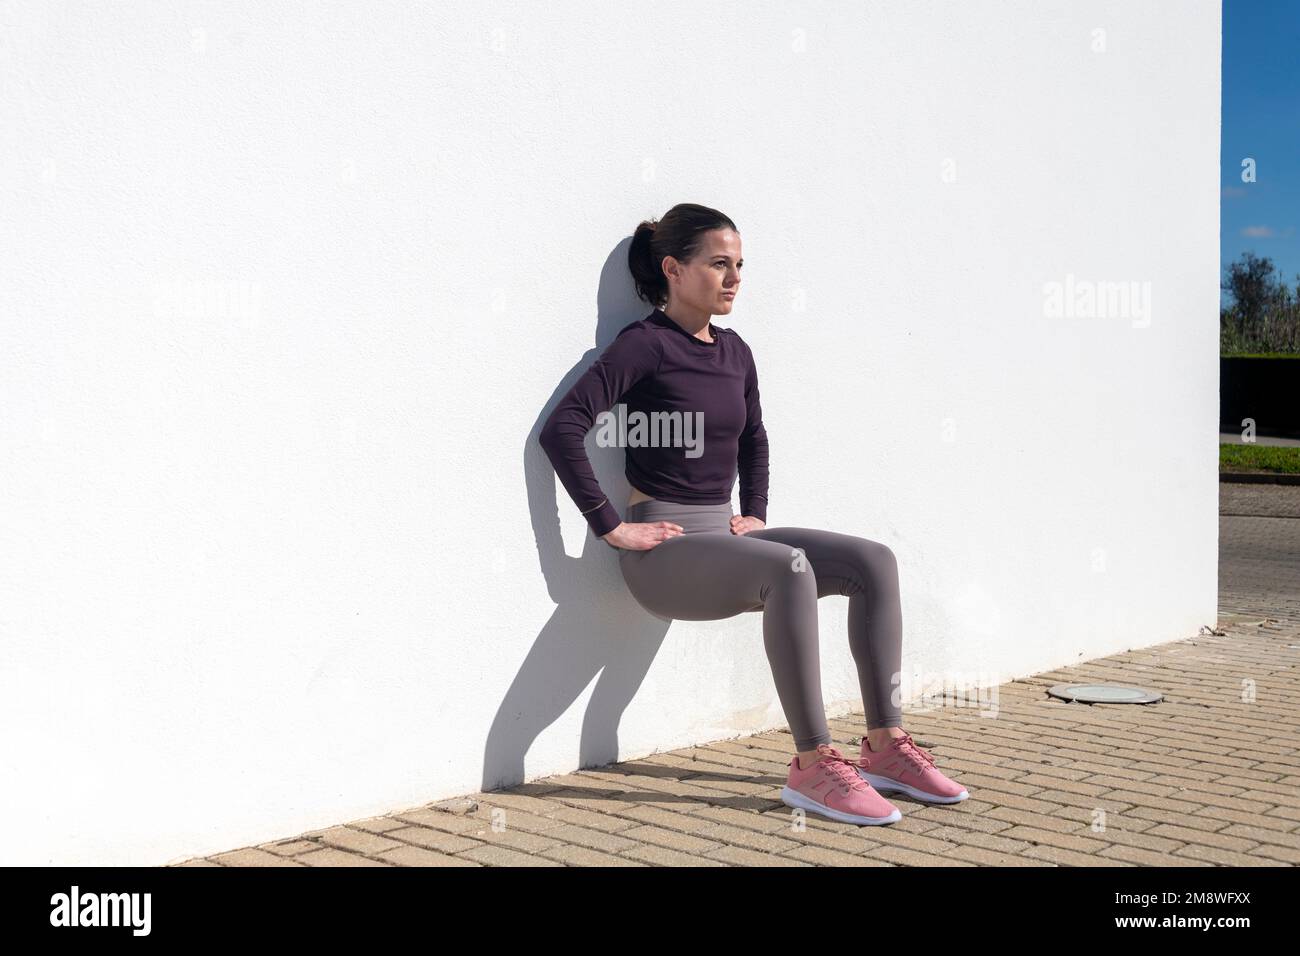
[539,203,967,826]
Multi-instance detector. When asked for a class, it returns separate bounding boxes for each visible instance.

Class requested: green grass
[1219,443,1300,474]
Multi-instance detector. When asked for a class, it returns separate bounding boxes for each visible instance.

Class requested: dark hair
[628,203,739,308]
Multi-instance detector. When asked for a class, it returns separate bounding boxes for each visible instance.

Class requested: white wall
[0,0,1221,865]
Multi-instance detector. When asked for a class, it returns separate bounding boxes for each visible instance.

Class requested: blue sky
[1222,0,1300,305]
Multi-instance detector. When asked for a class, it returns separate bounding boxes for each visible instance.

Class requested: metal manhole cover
[1046,683,1163,703]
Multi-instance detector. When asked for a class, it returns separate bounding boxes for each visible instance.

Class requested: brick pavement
[175,484,1300,867]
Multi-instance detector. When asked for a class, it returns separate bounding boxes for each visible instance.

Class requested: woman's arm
[539,323,663,538]
[737,341,769,523]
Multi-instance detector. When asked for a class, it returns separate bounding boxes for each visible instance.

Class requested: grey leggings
[616,498,904,751]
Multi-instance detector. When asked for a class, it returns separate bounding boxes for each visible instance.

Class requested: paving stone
[186,490,1300,867]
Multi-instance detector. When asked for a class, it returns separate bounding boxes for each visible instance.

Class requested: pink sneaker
[780,744,902,825]
[854,731,968,804]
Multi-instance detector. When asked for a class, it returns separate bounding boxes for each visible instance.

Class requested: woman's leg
[620,529,834,753]
[742,526,904,740]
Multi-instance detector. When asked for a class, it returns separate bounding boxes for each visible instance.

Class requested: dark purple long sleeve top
[539,308,770,539]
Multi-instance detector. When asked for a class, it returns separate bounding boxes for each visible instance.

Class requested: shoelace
[861,733,938,773]
[814,749,868,793]
[893,734,938,773]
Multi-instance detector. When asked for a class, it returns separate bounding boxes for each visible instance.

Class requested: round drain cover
[1046,683,1163,704]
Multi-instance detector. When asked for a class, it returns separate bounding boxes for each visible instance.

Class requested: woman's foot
[781,744,902,826]
[854,731,969,804]
[864,726,907,752]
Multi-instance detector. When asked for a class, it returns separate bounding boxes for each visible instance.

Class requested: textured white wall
[1,0,1221,864]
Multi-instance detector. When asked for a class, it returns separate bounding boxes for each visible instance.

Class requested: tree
[1220,251,1300,353]
[1221,251,1276,339]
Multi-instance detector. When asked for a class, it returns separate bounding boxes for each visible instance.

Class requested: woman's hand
[730,514,766,535]
[602,520,685,551]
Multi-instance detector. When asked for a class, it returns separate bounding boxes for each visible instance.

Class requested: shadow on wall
[481,239,672,794]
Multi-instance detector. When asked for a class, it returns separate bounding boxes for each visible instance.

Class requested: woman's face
[665,228,742,317]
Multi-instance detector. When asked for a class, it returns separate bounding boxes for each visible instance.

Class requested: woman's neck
[661,304,714,342]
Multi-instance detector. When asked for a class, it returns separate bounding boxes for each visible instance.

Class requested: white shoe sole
[856,769,969,804]
[780,786,902,825]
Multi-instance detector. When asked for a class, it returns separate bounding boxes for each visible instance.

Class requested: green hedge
[1220,352,1300,359]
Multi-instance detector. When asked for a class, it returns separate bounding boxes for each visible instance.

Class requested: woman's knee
[852,537,897,570]
[843,538,899,594]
